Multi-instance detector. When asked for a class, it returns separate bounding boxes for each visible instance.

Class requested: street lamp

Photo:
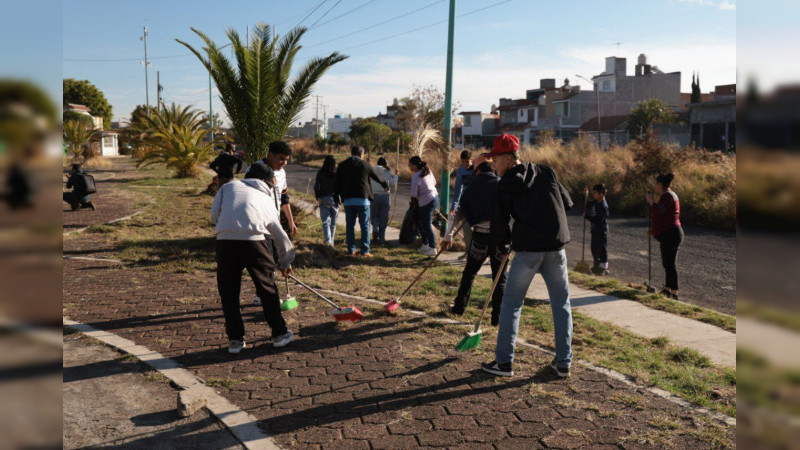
[576,74,601,147]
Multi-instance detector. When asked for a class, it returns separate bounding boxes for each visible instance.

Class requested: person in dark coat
[63,164,95,211]
[335,146,388,256]
[583,183,610,275]
[314,155,340,246]
[210,143,244,184]
[647,173,683,299]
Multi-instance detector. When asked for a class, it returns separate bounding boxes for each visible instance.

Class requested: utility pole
[141,25,151,108]
[322,104,328,138]
[576,74,601,147]
[440,0,457,214]
[156,71,161,108]
[313,95,322,136]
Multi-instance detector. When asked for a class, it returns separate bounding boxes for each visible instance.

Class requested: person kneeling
[211,163,296,354]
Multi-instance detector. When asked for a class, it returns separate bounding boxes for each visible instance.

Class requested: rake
[288,275,363,321]
[385,222,465,313]
[644,200,657,293]
[455,253,511,352]
[574,190,592,274]
[280,276,298,311]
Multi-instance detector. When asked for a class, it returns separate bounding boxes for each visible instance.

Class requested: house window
[463,115,472,127]
[555,102,570,118]
[602,80,611,91]
[519,110,524,117]
[103,137,114,148]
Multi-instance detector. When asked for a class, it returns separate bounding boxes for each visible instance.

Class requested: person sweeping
[211,163,296,354]
[441,160,508,326]
[583,183,610,275]
[480,134,575,378]
[646,173,683,300]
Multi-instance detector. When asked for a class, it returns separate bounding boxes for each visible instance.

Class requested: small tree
[691,72,702,104]
[627,99,676,140]
[63,120,96,162]
[63,78,113,130]
[314,135,328,153]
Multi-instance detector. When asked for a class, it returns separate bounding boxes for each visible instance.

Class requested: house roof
[579,115,630,132]
[65,103,91,113]
[497,99,538,111]
[498,123,530,133]
[459,111,483,115]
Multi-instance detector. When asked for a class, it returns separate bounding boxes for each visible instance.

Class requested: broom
[455,253,511,351]
[644,199,657,293]
[385,222,465,313]
[574,190,592,274]
[288,275,363,321]
[280,276,298,311]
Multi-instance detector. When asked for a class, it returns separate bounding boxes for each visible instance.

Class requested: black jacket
[585,199,609,234]
[491,162,573,252]
[335,156,387,201]
[459,171,500,226]
[210,153,243,179]
[314,171,338,202]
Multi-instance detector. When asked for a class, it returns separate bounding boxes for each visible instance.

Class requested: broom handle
[436,210,465,239]
[285,276,290,297]
[397,221,465,301]
[288,275,341,309]
[647,200,652,285]
[472,253,511,334]
[581,192,588,262]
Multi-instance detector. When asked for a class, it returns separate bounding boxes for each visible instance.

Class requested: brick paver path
[63,161,734,449]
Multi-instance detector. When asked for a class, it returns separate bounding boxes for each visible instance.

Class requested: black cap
[245,162,274,184]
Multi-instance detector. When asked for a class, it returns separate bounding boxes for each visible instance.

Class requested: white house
[99,130,119,157]
[327,115,356,136]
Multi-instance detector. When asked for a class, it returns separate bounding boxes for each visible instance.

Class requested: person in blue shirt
[583,183,610,275]
[451,150,474,259]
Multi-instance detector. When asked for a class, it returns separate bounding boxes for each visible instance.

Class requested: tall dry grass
[518,137,736,229]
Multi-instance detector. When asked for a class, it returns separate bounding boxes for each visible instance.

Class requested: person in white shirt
[409,155,439,257]
[370,157,398,245]
[211,163,296,354]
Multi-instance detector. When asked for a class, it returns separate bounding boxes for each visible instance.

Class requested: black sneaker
[490,309,500,327]
[481,360,513,377]
[550,359,570,378]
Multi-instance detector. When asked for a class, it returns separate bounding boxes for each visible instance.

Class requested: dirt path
[63,332,243,449]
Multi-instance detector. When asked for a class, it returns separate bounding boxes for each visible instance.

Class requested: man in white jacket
[211,163,296,353]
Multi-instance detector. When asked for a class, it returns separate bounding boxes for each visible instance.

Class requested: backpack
[399,206,420,245]
[74,173,97,195]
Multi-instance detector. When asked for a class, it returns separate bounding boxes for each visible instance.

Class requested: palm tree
[137,122,217,178]
[63,119,96,162]
[177,23,347,163]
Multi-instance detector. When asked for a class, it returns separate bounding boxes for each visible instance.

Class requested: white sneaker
[273,330,293,348]
[228,340,245,354]
[422,246,437,257]
[253,295,261,306]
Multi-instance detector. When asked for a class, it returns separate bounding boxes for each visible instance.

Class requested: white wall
[327,117,355,135]
[461,113,483,136]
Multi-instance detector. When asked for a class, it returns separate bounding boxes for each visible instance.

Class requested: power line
[304,0,445,49]
[64,53,192,62]
[309,0,342,28]
[295,0,330,28]
[309,0,381,30]
[339,0,513,52]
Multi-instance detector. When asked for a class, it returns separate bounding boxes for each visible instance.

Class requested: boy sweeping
[211,163,296,354]
[583,184,609,275]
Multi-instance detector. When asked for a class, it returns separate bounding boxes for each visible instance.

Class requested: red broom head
[384,299,400,313]
[332,306,363,322]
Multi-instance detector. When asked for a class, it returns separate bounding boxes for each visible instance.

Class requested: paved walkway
[62,160,734,449]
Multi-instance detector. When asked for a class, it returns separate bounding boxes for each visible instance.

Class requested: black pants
[63,192,91,208]
[453,231,508,315]
[216,239,287,341]
[590,231,608,266]
[656,226,684,291]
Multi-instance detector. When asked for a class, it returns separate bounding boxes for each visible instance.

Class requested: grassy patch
[737,348,800,417]
[85,224,117,234]
[738,300,800,333]
[569,271,736,332]
[142,370,171,383]
[205,377,241,389]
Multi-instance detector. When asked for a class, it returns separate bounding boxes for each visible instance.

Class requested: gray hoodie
[211,178,295,269]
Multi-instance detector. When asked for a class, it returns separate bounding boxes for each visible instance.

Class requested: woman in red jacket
[646,173,683,299]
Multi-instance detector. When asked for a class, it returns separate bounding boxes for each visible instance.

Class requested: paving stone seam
[62,318,282,450]
[304,285,736,427]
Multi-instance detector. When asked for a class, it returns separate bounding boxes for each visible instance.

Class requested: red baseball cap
[484,133,519,158]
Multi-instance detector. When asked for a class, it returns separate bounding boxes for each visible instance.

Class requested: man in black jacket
[441,161,507,325]
[480,134,575,379]
[335,146,388,256]
[210,143,244,185]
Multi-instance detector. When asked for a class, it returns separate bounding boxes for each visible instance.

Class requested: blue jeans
[319,196,338,245]
[495,249,573,368]
[370,194,391,244]
[345,204,371,254]
[416,196,438,248]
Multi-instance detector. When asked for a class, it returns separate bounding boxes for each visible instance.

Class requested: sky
[61,0,738,125]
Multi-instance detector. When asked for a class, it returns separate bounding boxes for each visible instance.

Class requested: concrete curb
[63,318,281,450]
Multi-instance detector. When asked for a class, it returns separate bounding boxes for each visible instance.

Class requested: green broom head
[454,330,482,352]
[280,296,298,311]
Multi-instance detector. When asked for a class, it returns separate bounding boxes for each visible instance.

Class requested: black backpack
[74,173,97,195]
